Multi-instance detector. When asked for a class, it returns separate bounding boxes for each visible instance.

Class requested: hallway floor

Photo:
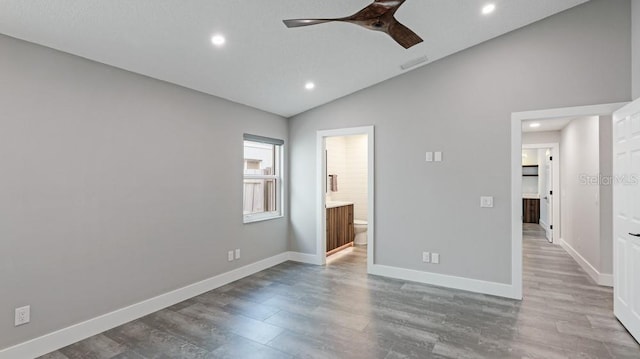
[41,230,639,358]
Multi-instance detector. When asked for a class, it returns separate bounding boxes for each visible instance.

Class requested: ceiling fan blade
[387,20,423,49]
[283,19,336,28]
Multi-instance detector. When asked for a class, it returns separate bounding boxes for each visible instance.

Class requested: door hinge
[550,191,553,195]
[550,225,553,230]
[550,156,553,161]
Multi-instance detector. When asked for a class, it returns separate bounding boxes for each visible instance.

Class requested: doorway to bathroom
[316,126,374,272]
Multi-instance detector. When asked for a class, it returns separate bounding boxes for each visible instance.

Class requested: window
[243,134,283,223]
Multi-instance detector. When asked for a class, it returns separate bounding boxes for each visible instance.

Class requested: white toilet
[353,220,368,246]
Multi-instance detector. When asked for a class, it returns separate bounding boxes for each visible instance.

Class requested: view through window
[243,135,283,222]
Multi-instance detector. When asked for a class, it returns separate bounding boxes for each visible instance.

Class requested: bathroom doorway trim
[316,126,375,270]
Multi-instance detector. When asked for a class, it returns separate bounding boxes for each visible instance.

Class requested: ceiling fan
[283,0,423,49]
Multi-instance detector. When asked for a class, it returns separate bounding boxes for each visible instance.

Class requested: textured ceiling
[0,0,588,117]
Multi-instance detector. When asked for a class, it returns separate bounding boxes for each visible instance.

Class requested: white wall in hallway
[559,116,609,279]
[598,115,614,276]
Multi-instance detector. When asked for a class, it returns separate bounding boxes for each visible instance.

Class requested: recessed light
[305,82,315,90]
[482,3,496,15]
[211,34,226,47]
[529,123,541,128]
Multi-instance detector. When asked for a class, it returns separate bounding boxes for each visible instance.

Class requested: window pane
[243,138,282,222]
[244,141,274,176]
[243,178,278,215]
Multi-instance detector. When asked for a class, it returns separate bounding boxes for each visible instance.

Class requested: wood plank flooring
[40,226,639,358]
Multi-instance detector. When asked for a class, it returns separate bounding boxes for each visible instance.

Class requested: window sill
[243,214,284,224]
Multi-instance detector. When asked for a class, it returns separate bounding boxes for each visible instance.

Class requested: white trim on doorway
[316,126,375,271]
[522,143,560,243]
[511,102,628,299]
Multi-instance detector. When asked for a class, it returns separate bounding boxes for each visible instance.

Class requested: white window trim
[243,137,284,224]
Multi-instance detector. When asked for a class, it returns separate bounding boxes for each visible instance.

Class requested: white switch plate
[227,251,234,261]
[425,152,433,162]
[15,305,30,326]
[434,152,443,162]
[235,249,241,259]
[480,196,494,208]
[422,251,430,263]
[432,253,440,264]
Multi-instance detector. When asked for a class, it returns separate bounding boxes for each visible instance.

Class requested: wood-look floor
[41,225,640,358]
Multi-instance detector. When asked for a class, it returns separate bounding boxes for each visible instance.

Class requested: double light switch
[426,151,443,162]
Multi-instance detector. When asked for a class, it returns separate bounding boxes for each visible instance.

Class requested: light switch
[480,196,494,208]
[434,152,442,162]
[425,152,433,162]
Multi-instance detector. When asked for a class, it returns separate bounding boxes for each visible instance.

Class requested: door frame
[612,100,640,343]
[316,126,375,271]
[511,102,627,300]
[522,143,560,243]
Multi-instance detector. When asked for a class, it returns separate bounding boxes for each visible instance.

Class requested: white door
[613,100,640,344]
[543,150,553,242]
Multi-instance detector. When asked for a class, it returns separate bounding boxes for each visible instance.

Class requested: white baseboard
[287,251,323,265]
[369,264,519,299]
[0,250,523,358]
[0,252,291,359]
[559,238,613,287]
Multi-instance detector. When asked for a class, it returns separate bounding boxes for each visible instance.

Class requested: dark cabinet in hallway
[523,198,540,223]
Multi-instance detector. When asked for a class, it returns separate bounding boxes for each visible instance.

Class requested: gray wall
[0,34,288,349]
[289,0,631,284]
[633,0,640,99]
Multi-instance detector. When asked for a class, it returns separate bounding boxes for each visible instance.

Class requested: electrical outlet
[235,249,240,259]
[480,196,494,208]
[434,152,443,162]
[422,252,430,263]
[425,152,433,162]
[432,253,440,264]
[15,306,30,326]
[227,251,234,262]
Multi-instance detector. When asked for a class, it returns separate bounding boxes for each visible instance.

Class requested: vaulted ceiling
[0,0,588,117]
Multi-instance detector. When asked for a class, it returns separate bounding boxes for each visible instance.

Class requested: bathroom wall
[521,149,539,166]
[522,149,539,195]
[325,135,368,221]
[326,136,347,199]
